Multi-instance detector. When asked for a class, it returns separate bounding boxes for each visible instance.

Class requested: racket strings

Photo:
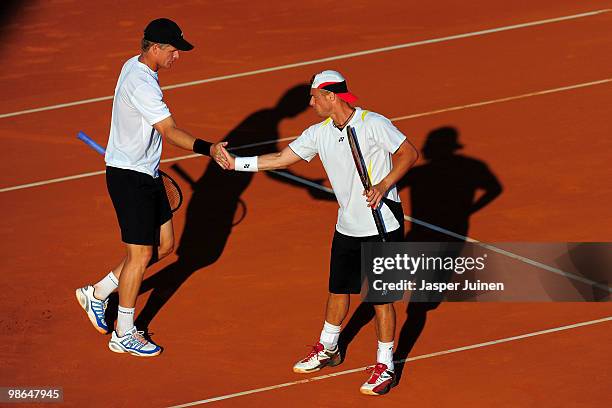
[160,173,182,212]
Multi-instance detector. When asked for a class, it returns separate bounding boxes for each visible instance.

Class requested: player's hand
[210,142,230,169]
[219,145,235,170]
[363,182,387,209]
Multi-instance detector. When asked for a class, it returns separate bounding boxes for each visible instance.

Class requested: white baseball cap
[310,70,357,103]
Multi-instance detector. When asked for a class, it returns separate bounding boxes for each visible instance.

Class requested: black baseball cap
[144,18,194,51]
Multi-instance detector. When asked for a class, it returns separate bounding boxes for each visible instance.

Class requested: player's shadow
[399,125,503,301]
[105,84,312,332]
[399,126,502,242]
[338,126,502,385]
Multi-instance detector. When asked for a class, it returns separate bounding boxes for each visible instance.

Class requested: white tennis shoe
[108,327,162,357]
[75,285,109,334]
[360,363,396,396]
[293,342,341,373]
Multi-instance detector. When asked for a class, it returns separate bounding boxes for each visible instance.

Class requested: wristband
[193,138,212,156]
[235,156,258,172]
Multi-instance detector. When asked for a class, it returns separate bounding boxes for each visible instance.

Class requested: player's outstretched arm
[222,145,302,172]
[154,116,229,168]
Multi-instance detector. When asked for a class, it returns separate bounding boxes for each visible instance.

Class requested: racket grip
[77,131,106,155]
[371,208,387,242]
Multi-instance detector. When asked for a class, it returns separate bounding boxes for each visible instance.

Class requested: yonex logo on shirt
[244,164,250,169]
[338,137,344,142]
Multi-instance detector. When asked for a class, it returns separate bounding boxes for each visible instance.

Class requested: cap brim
[171,37,194,51]
[336,92,357,104]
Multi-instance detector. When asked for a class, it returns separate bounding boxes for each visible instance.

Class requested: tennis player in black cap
[76,18,228,357]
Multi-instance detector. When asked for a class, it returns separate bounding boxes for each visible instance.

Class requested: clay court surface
[1,1,611,407]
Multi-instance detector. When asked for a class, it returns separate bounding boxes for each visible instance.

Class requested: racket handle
[77,131,106,155]
[371,208,387,242]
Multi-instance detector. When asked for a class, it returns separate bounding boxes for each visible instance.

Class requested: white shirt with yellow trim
[105,55,172,177]
[289,107,406,237]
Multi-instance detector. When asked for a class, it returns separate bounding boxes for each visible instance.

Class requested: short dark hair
[141,38,170,52]
[141,38,154,52]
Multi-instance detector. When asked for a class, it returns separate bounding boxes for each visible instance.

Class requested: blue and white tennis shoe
[108,327,162,357]
[76,285,109,334]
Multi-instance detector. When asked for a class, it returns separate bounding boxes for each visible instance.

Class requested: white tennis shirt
[105,55,172,177]
[289,108,406,237]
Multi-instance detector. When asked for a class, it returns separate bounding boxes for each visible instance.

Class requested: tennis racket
[157,170,183,213]
[346,125,387,242]
[77,131,183,213]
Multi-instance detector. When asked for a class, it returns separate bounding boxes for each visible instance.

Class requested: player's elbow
[401,142,419,167]
[395,143,418,168]
[163,128,181,146]
[409,146,419,165]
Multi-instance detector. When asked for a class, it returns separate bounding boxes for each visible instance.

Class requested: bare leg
[110,258,126,279]
[110,218,174,285]
[157,218,175,260]
[325,293,350,326]
[373,303,395,342]
[118,244,153,308]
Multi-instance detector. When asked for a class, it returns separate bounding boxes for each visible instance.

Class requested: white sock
[93,271,119,300]
[319,321,341,350]
[116,306,135,336]
[377,340,394,371]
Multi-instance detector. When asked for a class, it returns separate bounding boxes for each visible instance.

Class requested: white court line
[392,78,612,121]
[2,77,611,193]
[0,169,107,192]
[1,9,609,120]
[167,316,612,407]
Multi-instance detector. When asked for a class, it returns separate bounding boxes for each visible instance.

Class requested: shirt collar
[135,55,159,79]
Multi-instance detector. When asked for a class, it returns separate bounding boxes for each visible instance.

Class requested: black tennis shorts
[329,199,404,299]
[106,166,172,245]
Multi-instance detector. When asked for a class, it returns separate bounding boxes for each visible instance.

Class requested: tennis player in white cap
[220,70,418,395]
